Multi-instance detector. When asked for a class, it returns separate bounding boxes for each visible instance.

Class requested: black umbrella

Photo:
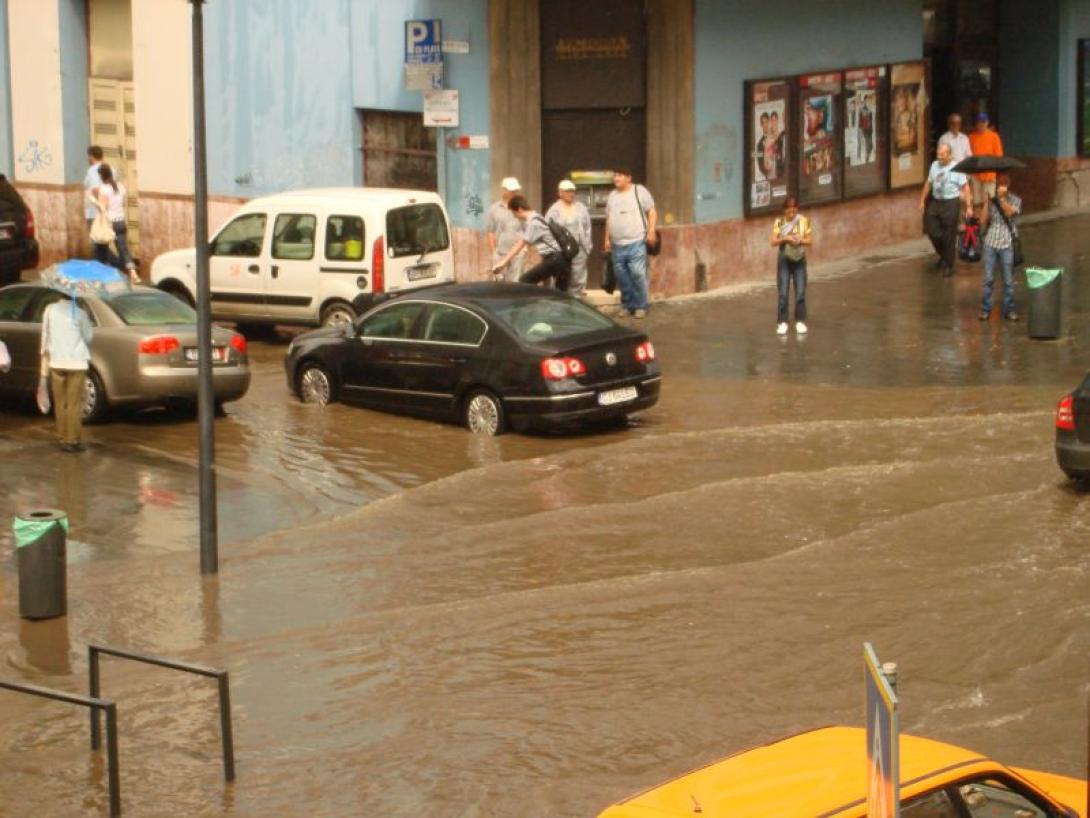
[951,155,1026,174]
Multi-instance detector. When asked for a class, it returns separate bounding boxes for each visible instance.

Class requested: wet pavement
[1,214,1089,816]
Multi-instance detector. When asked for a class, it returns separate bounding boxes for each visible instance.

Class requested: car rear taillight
[24,210,35,240]
[229,334,247,355]
[635,340,656,363]
[372,235,385,293]
[138,335,180,355]
[1056,395,1076,431]
[541,357,585,380]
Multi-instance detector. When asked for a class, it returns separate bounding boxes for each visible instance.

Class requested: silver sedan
[0,282,250,420]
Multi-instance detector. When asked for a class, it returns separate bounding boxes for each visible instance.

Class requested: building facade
[1,0,1088,297]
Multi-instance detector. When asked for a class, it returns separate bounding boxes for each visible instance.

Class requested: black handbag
[992,195,1023,266]
[636,185,661,256]
[602,254,616,294]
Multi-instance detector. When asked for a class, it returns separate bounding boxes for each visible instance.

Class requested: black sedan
[1056,374,1090,485]
[0,174,38,285]
[284,283,661,435]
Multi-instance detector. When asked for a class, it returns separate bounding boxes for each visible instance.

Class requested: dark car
[0,175,39,285]
[1056,375,1090,485]
[0,283,250,421]
[284,282,661,435]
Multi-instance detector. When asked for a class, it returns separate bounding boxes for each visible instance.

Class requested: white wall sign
[423,90,459,128]
[443,40,470,54]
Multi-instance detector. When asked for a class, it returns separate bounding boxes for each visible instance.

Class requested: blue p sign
[405,19,442,63]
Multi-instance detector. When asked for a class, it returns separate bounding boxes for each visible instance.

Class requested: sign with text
[865,643,900,818]
[405,19,443,91]
[423,90,459,128]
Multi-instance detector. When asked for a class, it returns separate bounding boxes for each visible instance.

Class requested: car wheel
[320,300,356,328]
[297,361,335,406]
[81,369,108,423]
[160,282,195,307]
[464,389,505,436]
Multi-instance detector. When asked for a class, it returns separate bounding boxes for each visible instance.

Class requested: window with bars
[360,110,438,191]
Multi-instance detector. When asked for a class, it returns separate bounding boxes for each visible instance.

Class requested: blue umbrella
[39,259,131,300]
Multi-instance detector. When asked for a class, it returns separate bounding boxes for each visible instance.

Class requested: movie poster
[798,72,842,206]
[844,66,888,198]
[745,79,793,215]
[889,61,929,189]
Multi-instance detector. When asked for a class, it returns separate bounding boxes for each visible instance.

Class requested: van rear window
[386,204,450,259]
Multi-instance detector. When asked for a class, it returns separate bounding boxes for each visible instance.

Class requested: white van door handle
[271,265,279,279]
[247,264,260,274]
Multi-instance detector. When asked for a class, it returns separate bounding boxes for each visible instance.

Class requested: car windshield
[106,290,197,326]
[486,296,615,343]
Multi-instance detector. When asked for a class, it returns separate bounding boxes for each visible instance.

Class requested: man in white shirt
[937,114,972,163]
[83,146,104,229]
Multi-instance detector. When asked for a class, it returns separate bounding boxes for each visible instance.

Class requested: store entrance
[540,0,646,289]
[923,0,999,146]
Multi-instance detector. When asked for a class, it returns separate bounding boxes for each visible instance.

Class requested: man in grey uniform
[486,176,526,281]
[546,179,592,296]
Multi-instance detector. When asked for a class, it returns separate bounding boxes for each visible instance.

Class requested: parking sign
[865,643,900,818]
[405,19,443,91]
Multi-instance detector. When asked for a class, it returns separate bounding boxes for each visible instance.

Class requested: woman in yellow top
[770,197,812,335]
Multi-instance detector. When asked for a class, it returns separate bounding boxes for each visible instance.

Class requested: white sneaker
[795,321,808,334]
[776,322,788,335]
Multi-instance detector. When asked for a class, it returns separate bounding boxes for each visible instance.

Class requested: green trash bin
[1025,267,1063,339]
[13,509,68,620]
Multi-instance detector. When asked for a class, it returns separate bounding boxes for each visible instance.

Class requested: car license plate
[406,264,438,282]
[598,386,638,406]
[185,346,226,363]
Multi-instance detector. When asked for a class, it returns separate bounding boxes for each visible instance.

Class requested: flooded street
[1,215,1089,816]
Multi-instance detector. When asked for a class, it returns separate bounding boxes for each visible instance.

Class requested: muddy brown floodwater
[1,215,1089,817]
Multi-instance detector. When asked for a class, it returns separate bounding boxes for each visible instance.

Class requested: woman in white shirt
[92,163,138,282]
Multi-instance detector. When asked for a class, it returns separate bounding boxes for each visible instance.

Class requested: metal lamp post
[189,0,218,574]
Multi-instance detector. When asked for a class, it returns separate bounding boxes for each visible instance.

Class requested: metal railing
[88,644,235,782]
[0,679,121,817]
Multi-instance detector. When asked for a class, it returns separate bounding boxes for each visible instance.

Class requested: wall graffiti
[18,140,52,175]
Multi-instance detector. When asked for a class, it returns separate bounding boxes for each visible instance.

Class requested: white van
[150,188,456,327]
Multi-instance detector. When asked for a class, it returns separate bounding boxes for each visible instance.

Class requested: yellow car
[597,726,1086,818]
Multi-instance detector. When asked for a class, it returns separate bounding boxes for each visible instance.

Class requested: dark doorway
[540,0,647,288]
[360,110,437,190]
[923,0,999,148]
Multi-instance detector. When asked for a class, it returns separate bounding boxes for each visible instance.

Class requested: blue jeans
[93,220,134,271]
[777,254,807,323]
[981,244,1015,315]
[611,240,649,312]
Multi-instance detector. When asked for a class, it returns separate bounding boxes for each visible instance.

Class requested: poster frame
[887,60,932,190]
[842,65,890,201]
[797,70,845,208]
[743,76,796,218]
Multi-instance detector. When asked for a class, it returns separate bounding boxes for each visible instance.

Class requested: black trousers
[924,197,961,270]
[520,252,571,291]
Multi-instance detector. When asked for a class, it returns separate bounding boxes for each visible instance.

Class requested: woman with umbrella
[38,260,127,451]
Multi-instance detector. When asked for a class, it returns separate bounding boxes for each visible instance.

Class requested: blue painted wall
[693,0,923,223]
[0,0,12,177]
[204,0,357,199]
[999,0,1062,156]
[349,0,490,228]
[58,0,89,184]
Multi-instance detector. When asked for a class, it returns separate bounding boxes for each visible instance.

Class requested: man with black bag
[978,173,1022,321]
[919,143,972,277]
[490,195,577,291]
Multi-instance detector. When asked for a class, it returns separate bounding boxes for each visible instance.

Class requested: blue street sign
[405,19,442,64]
[865,643,900,818]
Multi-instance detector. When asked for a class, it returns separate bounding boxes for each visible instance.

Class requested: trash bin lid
[13,509,68,548]
[1025,267,1062,288]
